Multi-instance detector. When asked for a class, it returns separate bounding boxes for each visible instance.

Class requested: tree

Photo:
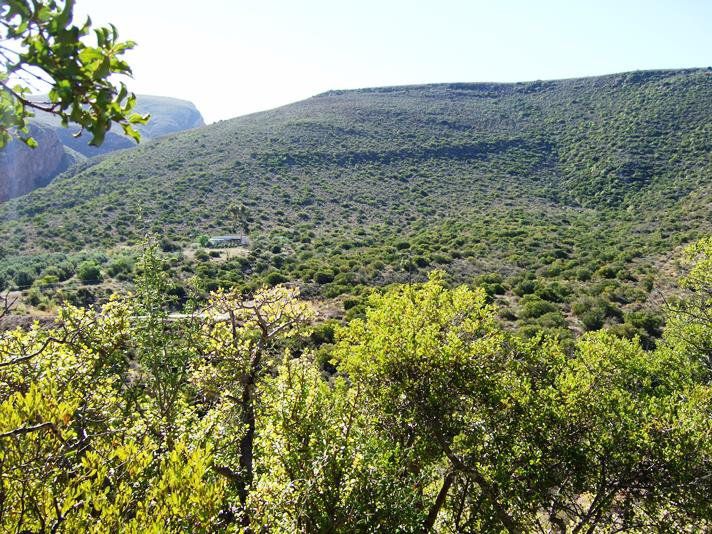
[195,284,313,526]
[0,0,147,148]
[663,236,712,375]
[228,201,250,235]
[1,247,710,532]
[334,270,712,532]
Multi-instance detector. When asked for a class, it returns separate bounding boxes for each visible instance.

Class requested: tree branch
[424,471,455,532]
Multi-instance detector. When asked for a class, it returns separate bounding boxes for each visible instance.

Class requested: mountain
[1,69,710,340]
[0,95,205,202]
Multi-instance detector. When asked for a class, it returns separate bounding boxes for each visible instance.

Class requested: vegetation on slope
[0,69,710,344]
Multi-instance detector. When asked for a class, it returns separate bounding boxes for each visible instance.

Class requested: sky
[72,0,712,124]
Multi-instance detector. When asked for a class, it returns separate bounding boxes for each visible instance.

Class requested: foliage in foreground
[1,0,147,147]
[0,239,710,532]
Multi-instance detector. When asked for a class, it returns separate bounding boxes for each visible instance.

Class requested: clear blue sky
[76,0,711,123]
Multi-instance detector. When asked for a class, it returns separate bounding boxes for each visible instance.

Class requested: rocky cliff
[0,95,205,201]
[0,123,74,202]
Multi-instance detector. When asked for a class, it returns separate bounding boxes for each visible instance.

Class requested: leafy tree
[335,270,712,531]
[194,283,313,526]
[228,202,250,235]
[0,0,147,148]
[663,237,712,375]
[1,244,710,532]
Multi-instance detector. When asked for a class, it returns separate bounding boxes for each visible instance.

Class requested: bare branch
[0,290,18,319]
[0,421,65,444]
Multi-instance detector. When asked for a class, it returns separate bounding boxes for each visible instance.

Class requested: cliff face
[36,95,206,158]
[0,95,206,202]
[0,124,69,202]
[134,96,205,138]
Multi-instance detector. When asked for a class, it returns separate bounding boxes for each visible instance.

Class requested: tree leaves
[0,0,149,148]
[0,240,710,531]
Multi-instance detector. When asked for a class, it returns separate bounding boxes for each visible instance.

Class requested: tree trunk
[237,378,256,523]
[423,472,455,532]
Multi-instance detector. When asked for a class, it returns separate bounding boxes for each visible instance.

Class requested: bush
[76,261,103,284]
[34,275,59,290]
[535,281,570,303]
[14,270,35,289]
[514,279,537,296]
[159,238,180,253]
[519,295,558,319]
[265,272,288,286]
[579,308,606,331]
[106,256,134,277]
[314,272,334,284]
[343,297,360,310]
[413,256,428,268]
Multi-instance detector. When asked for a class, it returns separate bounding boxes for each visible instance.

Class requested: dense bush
[0,243,710,531]
[76,260,103,284]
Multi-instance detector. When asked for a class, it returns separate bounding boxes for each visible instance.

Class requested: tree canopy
[0,238,710,531]
[0,0,147,148]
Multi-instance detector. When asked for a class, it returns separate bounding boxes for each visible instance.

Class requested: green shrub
[314,271,334,284]
[76,261,103,284]
[14,270,35,289]
[579,308,606,331]
[519,295,559,319]
[106,256,134,277]
[265,272,288,286]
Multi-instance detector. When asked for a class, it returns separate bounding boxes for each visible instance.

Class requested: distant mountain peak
[0,95,206,202]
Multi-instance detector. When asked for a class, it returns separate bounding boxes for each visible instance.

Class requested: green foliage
[76,259,102,283]
[265,271,288,286]
[2,69,709,342]
[334,266,712,531]
[519,293,559,318]
[0,242,711,531]
[662,237,712,376]
[0,0,148,147]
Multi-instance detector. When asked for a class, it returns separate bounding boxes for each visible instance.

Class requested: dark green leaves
[0,0,149,148]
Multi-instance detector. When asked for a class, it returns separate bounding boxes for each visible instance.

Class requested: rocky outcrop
[0,95,206,202]
[0,124,71,202]
[134,96,205,138]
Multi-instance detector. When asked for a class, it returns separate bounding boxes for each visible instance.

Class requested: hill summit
[0,68,710,337]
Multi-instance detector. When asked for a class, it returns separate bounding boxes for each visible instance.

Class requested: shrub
[314,272,334,284]
[106,256,134,277]
[265,272,288,286]
[514,279,537,296]
[343,297,360,310]
[579,308,606,331]
[14,270,35,289]
[194,249,210,261]
[76,261,103,284]
[519,295,558,318]
[159,238,180,253]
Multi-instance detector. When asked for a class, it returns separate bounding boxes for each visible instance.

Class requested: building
[208,235,250,248]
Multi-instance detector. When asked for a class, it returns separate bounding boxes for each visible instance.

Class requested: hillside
[0,95,205,201]
[1,68,710,341]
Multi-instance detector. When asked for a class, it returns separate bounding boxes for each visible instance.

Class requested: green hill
[1,68,710,341]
